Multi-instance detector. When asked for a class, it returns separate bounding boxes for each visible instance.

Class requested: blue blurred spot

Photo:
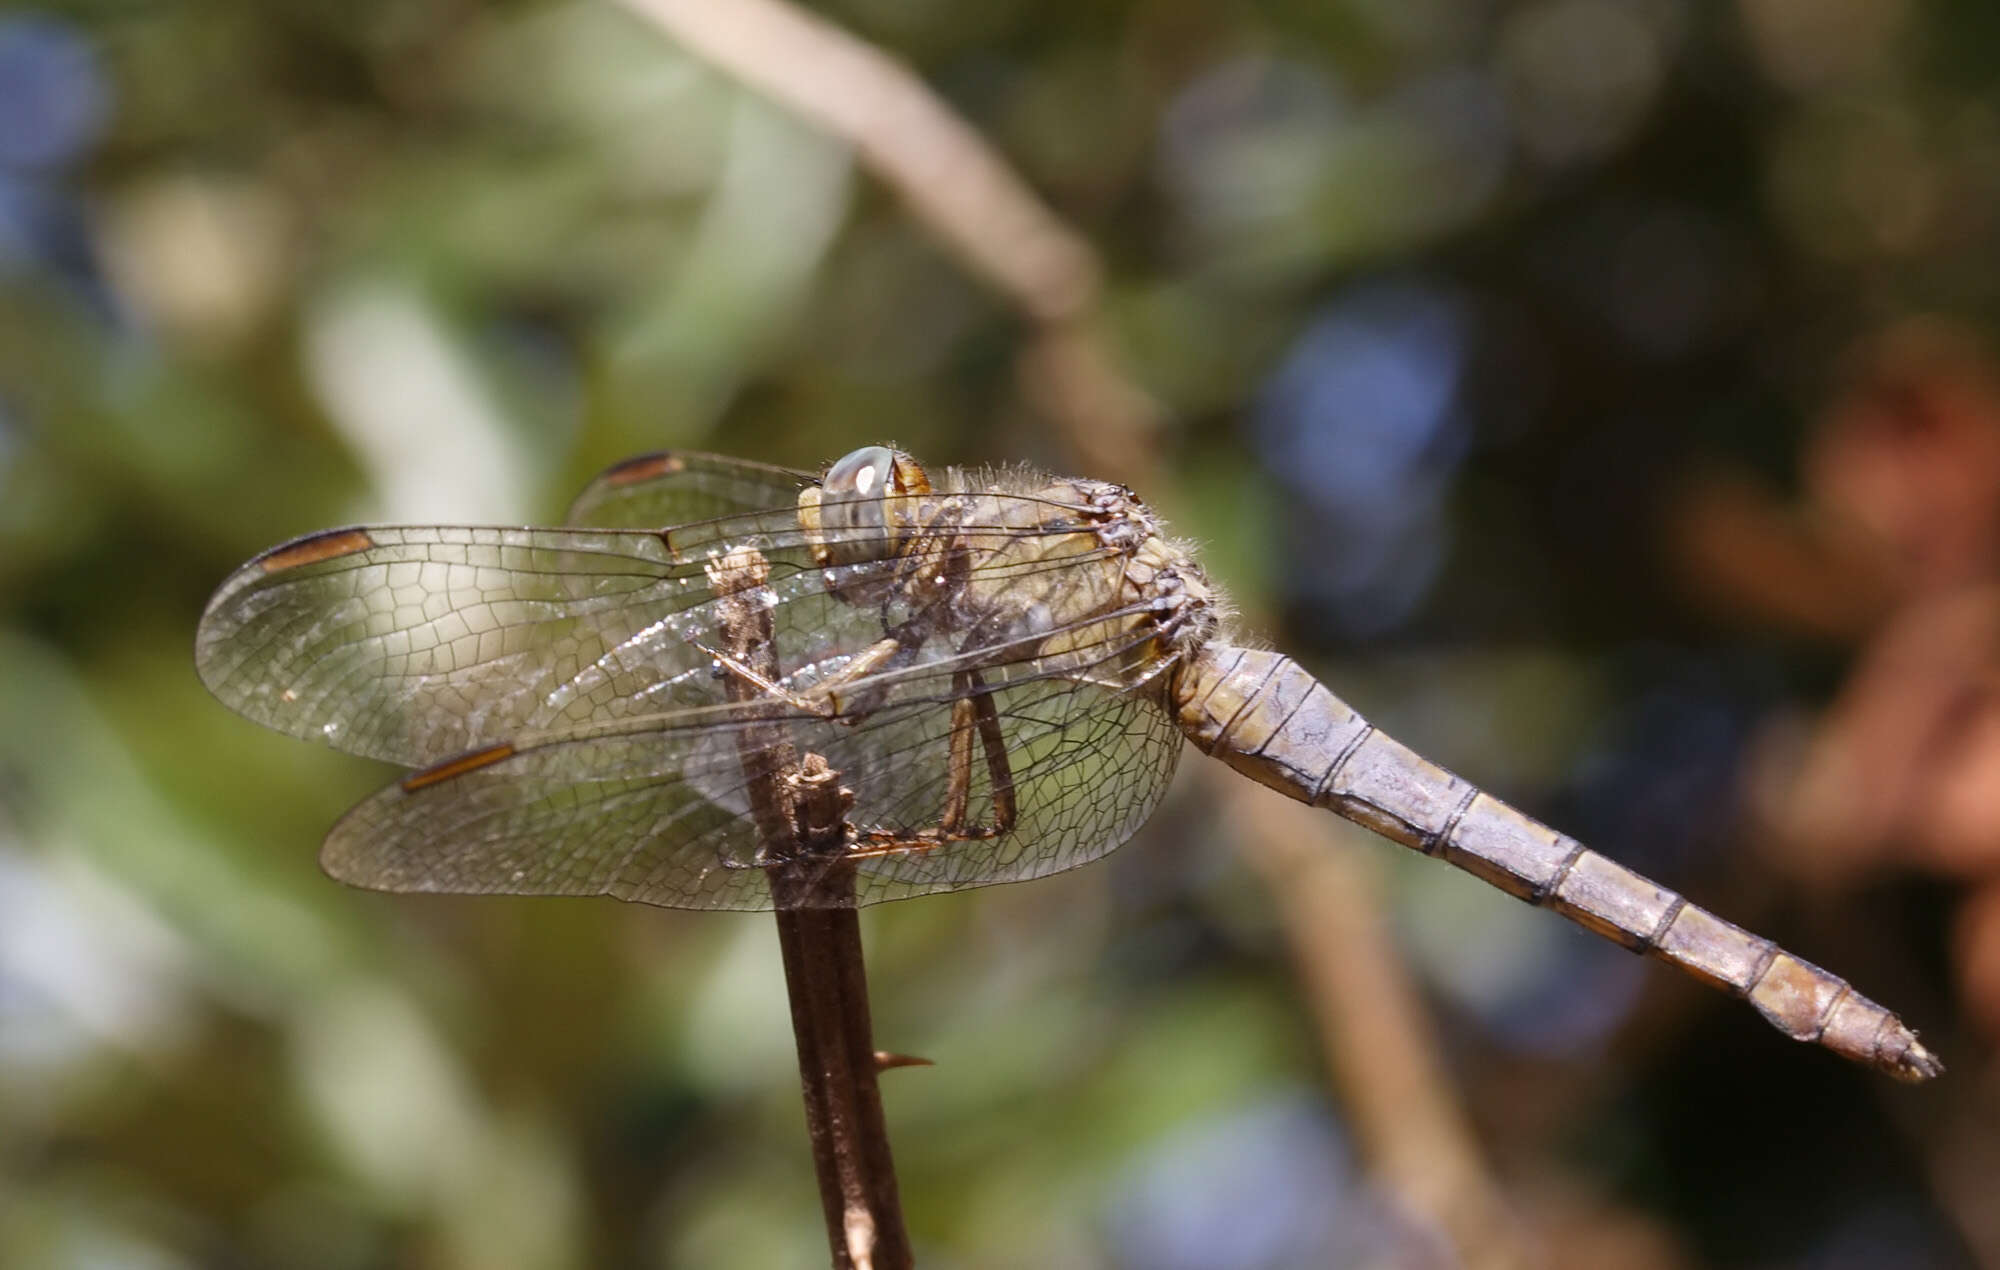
[1477,923,1649,1059]
[0,16,116,317]
[0,16,109,172]
[1562,661,1757,878]
[1105,1093,1448,1269]
[1255,281,1473,636]
[1799,1201,1970,1270]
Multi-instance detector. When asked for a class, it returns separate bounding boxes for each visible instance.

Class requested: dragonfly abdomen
[1173,643,1941,1081]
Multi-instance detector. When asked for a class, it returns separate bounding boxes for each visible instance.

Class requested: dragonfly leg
[694,636,902,719]
[966,669,1017,832]
[940,692,977,834]
[849,669,1018,860]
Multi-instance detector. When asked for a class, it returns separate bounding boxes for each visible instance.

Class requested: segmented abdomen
[1172,643,1940,1082]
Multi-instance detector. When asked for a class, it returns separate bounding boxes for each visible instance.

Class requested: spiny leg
[850,669,1019,860]
[940,687,977,835]
[967,668,1016,833]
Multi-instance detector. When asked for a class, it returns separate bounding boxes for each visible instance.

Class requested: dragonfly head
[798,445,934,568]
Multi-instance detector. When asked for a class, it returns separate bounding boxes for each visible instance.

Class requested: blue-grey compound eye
[824,446,899,501]
[801,446,933,569]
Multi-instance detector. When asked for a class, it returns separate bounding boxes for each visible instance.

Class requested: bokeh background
[5,0,1999,1266]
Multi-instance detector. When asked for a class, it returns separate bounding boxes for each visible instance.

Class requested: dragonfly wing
[323,714,792,910]
[194,518,853,766]
[320,673,1183,910]
[565,450,816,529]
[197,482,1144,767]
[832,675,1184,905]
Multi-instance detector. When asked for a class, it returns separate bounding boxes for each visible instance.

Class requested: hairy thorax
[797,453,1220,696]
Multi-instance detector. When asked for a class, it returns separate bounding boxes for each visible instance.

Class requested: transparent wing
[194,490,1146,768]
[196,515,847,765]
[320,673,1183,910]
[564,450,814,529]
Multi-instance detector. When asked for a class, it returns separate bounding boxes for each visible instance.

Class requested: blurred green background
[4,0,1998,1266]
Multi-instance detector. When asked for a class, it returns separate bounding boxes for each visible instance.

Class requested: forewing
[320,674,1183,910]
[194,517,888,766]
[565,450,814,529]
[197,479,1148,767]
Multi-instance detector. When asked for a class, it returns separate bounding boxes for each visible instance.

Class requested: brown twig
[772,900,912,1270]
[708,548,913,1269]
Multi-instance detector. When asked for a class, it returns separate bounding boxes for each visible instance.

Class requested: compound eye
[803,446,933,567]
[824,446,900,500]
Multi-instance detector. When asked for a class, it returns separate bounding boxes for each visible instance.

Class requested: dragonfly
[196,445,1941,1081]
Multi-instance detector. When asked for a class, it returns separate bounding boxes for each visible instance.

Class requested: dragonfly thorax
[975,468,1222,692]
[800,447,1219,691]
